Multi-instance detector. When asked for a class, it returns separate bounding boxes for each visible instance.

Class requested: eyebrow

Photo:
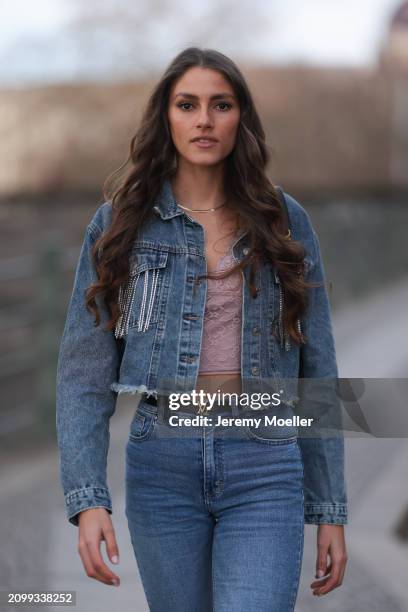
[174,92,236,101]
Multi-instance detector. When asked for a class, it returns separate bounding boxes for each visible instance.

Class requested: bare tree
[64,0,275,81]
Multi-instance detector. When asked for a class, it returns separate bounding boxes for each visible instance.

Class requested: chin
[184,154,223,166]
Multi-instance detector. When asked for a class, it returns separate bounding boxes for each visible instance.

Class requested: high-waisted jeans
[125,395,305,612]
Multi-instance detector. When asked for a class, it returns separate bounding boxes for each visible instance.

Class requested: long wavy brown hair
[86,46,317,346]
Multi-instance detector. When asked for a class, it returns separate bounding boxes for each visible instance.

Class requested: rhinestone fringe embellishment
[276,272,302,351]
[115,268,160,338]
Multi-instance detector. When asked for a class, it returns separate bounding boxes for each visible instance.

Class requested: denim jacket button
[252,326,260,335]
[251,366,260,375]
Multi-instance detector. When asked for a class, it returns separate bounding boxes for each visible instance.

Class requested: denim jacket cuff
[304,503,348,525]
[65,486,112,527]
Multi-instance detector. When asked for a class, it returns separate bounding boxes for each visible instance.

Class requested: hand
[77,507,121,587]
[310,524,347,597]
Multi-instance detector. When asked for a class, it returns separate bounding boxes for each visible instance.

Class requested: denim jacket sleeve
[297,225,348,525]
[56,219,120,527]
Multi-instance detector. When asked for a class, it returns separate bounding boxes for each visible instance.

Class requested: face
[167,66,240,168]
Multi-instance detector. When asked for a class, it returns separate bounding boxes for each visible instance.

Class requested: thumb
[103,522,120,565]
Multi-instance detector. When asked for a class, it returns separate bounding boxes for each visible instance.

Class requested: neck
[170,167,226,211]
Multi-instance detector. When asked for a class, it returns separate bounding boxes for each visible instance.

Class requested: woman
[56,47,348,611]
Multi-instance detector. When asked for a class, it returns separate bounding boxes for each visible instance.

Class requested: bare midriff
[196,372,242,398]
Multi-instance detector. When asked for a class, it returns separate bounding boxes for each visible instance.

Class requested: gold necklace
[177,199,227,213]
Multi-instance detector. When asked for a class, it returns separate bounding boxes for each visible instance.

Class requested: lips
[191,137,218,142]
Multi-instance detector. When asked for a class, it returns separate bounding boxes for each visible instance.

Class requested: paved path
[295,277,408,611]
[1,277,408,611]
[0,396,148,612]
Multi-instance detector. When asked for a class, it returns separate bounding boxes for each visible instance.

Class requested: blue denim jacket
[56,178,348,526]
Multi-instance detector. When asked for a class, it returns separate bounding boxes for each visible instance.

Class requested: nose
[196,106,213,128]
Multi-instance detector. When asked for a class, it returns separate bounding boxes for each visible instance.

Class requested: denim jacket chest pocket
[115,248,169,338]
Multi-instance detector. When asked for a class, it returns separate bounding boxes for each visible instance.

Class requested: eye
[216,102,232,111]
[176,102,232,111]
[177,102,193,110]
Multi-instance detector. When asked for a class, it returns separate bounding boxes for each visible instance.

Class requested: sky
[0,0,404,87]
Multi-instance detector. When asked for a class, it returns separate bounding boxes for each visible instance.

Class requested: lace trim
[199,251,242,374]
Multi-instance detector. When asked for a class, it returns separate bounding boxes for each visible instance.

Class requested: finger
[337,554,348,586]
[79,540,117,586]
[102,523,120,565]
[313,557,343,595]
[317,551,347,595]
[78,540,97,580]
[310,565,332,589]
[315,543,329,579]
[87,541,120,586]
[310,571,331,589]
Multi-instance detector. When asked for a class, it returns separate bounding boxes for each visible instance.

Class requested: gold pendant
[196,400,207,414]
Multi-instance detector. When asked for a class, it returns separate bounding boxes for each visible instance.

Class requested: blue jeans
[125,396,305,612]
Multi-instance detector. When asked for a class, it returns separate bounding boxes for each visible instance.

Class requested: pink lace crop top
[197,249,242,375]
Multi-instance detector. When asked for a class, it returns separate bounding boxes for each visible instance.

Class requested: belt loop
[157,394,168,423]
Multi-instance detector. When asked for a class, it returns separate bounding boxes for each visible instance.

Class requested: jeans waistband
[140,393,244,418]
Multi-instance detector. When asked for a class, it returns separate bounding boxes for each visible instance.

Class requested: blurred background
[0,1,407,610]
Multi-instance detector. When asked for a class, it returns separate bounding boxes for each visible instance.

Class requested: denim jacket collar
[153,178,185,220]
